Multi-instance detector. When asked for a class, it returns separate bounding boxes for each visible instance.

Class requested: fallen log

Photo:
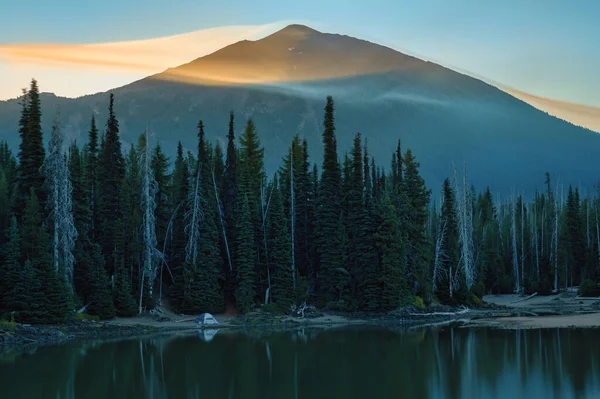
[407,307,469,317]
[509,292,538,305]
[174,317,196,323]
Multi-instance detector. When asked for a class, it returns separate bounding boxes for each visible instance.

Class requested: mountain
[0,24,598,194]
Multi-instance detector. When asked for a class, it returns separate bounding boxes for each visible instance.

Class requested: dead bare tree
[453,162,474,290]
[260,174,275,304]
[212,168,232,272]
[511,194,520,293]
[139,129,161,314]
[44,112,77,292]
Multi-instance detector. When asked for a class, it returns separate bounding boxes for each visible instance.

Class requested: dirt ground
[107,306,365,330]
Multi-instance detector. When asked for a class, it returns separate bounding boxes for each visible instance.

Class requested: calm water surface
[1,326,599,398]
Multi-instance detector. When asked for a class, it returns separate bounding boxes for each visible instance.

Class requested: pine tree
[373,193,407,310]
[238,118,265,294]
[86,116,99,239]
[221,112,239,307]
[269,177,294,308]
[17,80,46,213]
[402,149,431,296]
[21,191,72,324]
[97,94,126,277]
[169,142,189,308]
[234,194,256,314]
[87,244,116,319]
[315,96,347,307]
[113,269,137,317]
[0,168,10,249]
[0,217,20,311]
[123,143,143,302]
[69,142,95,302]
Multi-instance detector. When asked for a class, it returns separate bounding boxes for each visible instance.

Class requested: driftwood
[77,304,90,314]
[509,292,538,305]
[174,317,196,323]
[407,307,469,317]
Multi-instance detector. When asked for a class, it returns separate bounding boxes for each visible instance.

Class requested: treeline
[0,80,598,323]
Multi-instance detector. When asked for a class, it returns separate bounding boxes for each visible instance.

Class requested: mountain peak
[156,23,425,86]
[271,24,321,36]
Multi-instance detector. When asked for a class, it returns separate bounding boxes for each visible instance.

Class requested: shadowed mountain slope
[0,24,598,193]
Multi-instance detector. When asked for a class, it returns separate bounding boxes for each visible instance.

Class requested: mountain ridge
[0,24,598,194]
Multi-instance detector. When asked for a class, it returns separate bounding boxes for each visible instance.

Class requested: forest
[0,79,598,323]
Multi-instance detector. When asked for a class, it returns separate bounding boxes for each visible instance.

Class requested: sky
[0,0,599,108]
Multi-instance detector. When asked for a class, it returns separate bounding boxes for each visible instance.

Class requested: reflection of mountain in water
[1,327,599,398]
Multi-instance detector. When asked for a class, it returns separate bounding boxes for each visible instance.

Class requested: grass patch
[0,319,16,331]
[412,296,425,310]
[75,313,100,322]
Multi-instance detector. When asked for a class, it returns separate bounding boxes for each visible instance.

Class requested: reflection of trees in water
[0,327,599,398]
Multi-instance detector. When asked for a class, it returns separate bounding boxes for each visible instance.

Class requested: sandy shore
[472,292,600,329]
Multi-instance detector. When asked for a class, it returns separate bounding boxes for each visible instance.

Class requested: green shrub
[470,294,481,306]
[0,319,16,331]
[75,313,100,322]
[579,279,600,297]
[412,296,425,310]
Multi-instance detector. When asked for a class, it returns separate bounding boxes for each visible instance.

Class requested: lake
[1,325,599,398]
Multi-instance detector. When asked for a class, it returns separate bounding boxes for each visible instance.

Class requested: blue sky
[1,0,599,106]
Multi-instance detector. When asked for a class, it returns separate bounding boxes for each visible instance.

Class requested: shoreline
[2,293,600,353]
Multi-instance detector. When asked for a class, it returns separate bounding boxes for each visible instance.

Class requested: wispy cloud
[503,88,600,133]
[0,22,288,99]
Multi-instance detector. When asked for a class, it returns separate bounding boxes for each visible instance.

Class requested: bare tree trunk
[212,169,233,272]
[511,194,520,293]
[139,129,160,313]
[453,163,474,290]
[260,175,274,304]
[432,219,446,293]
[44,113,77,292]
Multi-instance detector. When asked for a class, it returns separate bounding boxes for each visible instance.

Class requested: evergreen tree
[122,143,142,299]
[169,142,189,308]
[238,118,265,294]
[234,194,256,314]
[315,96,347,307]
[373,193,407,310]
[87,244,116,319]
[96,94,126,277]
[0,217,20,312]
[402,149,431,295]
[113,269,137,317]
[269,177,294,308]
[221,112,239,307]
[17,80,46,213]
[86,115,99,239]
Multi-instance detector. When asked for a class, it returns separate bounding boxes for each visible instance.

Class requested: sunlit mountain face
[0,24,599,194]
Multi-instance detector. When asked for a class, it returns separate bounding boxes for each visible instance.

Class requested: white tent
[195,313,219,325]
